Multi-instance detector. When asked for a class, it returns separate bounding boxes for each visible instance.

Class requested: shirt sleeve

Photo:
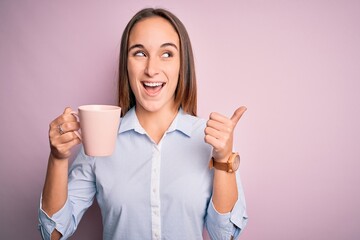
[38,149,97,239]
[205,171,248,240]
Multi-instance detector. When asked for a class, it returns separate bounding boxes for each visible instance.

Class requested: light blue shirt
[38,107,248,239]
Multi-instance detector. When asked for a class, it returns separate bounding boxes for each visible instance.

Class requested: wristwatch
[209,152,240,173]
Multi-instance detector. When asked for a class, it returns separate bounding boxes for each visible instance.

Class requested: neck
[135,105,178,144]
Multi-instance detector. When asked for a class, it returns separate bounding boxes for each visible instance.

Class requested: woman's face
[127,16,180,114]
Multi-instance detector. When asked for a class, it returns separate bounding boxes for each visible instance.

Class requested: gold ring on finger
[58,124,65,135]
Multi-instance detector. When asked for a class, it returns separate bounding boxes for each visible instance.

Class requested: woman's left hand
[204,106,247,162]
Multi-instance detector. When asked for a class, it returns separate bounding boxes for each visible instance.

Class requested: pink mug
[72,105,121,157]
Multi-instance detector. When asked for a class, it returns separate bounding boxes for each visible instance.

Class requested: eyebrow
[160,42,178,50]
[128,42,179,52]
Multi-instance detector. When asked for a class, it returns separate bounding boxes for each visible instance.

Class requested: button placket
[150,145,162,240]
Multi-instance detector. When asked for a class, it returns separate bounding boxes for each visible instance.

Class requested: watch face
[232,154,240,171]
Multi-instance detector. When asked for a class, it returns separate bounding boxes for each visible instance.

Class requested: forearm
[50,230,62,240]
[212,168,238,213]
[41,154,69,217]
[205,107,246,213]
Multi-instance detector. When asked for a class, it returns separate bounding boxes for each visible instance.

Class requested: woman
[39,8,248,240]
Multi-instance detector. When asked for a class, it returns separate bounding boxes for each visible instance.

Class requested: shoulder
[185,114,206,130]
[176,111,207,138]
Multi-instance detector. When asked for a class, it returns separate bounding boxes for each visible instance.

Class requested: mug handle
[71,111,82,140]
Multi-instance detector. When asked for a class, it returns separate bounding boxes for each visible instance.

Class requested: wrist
[49,153,69,166]
[209,152,240,173]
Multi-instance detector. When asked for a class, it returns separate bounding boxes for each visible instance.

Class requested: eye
[162,52,173,58]
[133,51,146,57]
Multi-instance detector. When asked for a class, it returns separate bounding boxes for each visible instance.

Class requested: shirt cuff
[38,195,73,239]
[207,198,248,239]
[206,199,234,238]
[229,196,248,231]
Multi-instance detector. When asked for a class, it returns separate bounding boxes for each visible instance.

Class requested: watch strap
[211,157,229,171]
[209,152,239,173]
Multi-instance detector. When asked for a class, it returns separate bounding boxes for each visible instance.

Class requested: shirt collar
[118,107,192,137]
[118,107,145,134]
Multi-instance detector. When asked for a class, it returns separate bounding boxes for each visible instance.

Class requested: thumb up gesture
[204,106,247,162]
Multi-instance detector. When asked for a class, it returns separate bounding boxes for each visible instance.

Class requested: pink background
[1,0,359,239]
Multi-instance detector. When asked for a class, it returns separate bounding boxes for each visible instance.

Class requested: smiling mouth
[142,82,165,95]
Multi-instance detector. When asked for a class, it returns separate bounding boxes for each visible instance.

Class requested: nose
[144,57,160,77]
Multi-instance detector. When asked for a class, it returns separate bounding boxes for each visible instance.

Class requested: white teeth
[143,82,163,87]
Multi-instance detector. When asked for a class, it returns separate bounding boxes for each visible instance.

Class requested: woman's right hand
[48,107,81,160]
